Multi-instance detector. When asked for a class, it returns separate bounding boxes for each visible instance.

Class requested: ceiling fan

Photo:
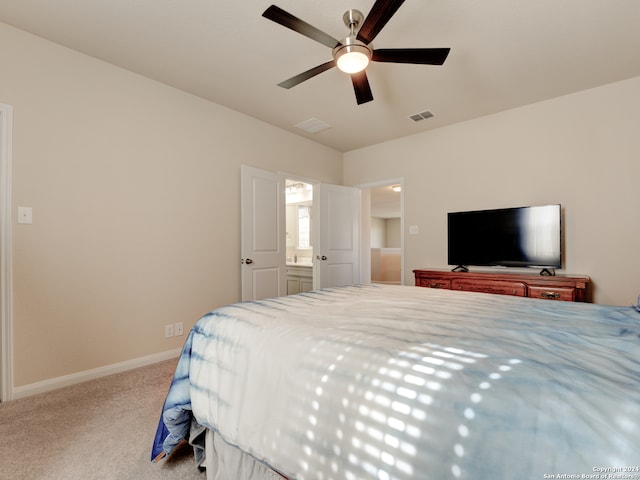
[262,0,450,105]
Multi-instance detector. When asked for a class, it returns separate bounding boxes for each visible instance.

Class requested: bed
[151,284,640,479]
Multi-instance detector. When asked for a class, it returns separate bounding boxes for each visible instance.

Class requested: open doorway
[285,179,313,295]
[361,181,403,285]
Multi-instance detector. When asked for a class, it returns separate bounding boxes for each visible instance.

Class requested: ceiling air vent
[295,117,331,134]
[409,110,435,122]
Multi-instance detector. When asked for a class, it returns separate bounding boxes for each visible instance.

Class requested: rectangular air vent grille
[295,117,331,134]
[409,110,435,122]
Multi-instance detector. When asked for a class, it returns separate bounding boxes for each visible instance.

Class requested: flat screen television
[447,204,562,270]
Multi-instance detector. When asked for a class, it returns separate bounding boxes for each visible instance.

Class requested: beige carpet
[0,359,204,480]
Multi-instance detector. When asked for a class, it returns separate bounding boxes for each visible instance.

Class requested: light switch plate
[18,206,32,224]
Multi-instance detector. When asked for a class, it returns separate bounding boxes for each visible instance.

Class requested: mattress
[153,284,640,479]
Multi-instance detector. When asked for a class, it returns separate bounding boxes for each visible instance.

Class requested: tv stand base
[451,265,469,273]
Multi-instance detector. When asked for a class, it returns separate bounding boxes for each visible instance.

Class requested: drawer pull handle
[428,283,441,288]
[541,291,561,299]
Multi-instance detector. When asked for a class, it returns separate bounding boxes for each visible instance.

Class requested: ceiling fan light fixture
[333,38,371,74]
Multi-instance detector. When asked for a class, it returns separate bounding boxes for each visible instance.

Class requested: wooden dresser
[413,269,590,302]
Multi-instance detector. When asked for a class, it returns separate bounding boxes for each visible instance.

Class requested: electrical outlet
[174,322,184,336]
[164,324,174,338]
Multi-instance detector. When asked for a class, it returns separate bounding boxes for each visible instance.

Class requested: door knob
[321,255,327,261]
[245,258,253,264]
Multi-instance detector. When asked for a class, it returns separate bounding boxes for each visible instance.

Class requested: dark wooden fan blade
[277,60,336,89]
[356,0,406,44]
[372,48,450,65]
[351,71,374,105]
[262,5,341,49]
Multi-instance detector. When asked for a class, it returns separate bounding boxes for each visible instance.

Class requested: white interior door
[314,183,360,289]
[240,165,286,301]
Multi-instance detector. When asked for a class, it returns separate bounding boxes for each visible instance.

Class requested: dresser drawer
[417,277,451,289]
[452,279,527,297]
[528,286,575,302]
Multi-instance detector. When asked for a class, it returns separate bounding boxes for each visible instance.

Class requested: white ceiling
[1,0,639,152]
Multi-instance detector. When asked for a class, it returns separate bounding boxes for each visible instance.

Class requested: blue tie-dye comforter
[152,284,640,479]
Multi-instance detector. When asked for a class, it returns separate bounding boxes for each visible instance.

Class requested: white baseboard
[11,348,181,400]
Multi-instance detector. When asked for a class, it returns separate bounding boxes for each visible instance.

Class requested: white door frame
[0,103,14,402]
[356,178,405,286]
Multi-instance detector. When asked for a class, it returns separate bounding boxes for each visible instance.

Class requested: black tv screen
[448,204,562,269]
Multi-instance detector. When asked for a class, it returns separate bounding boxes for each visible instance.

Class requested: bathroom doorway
[285,179,314,295]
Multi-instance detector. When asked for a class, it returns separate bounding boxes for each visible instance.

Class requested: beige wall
[385,218,401,249]
[345,76,640,306]
[3,18,639,391]
[0,23,342,388]
[371,217,401,249]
